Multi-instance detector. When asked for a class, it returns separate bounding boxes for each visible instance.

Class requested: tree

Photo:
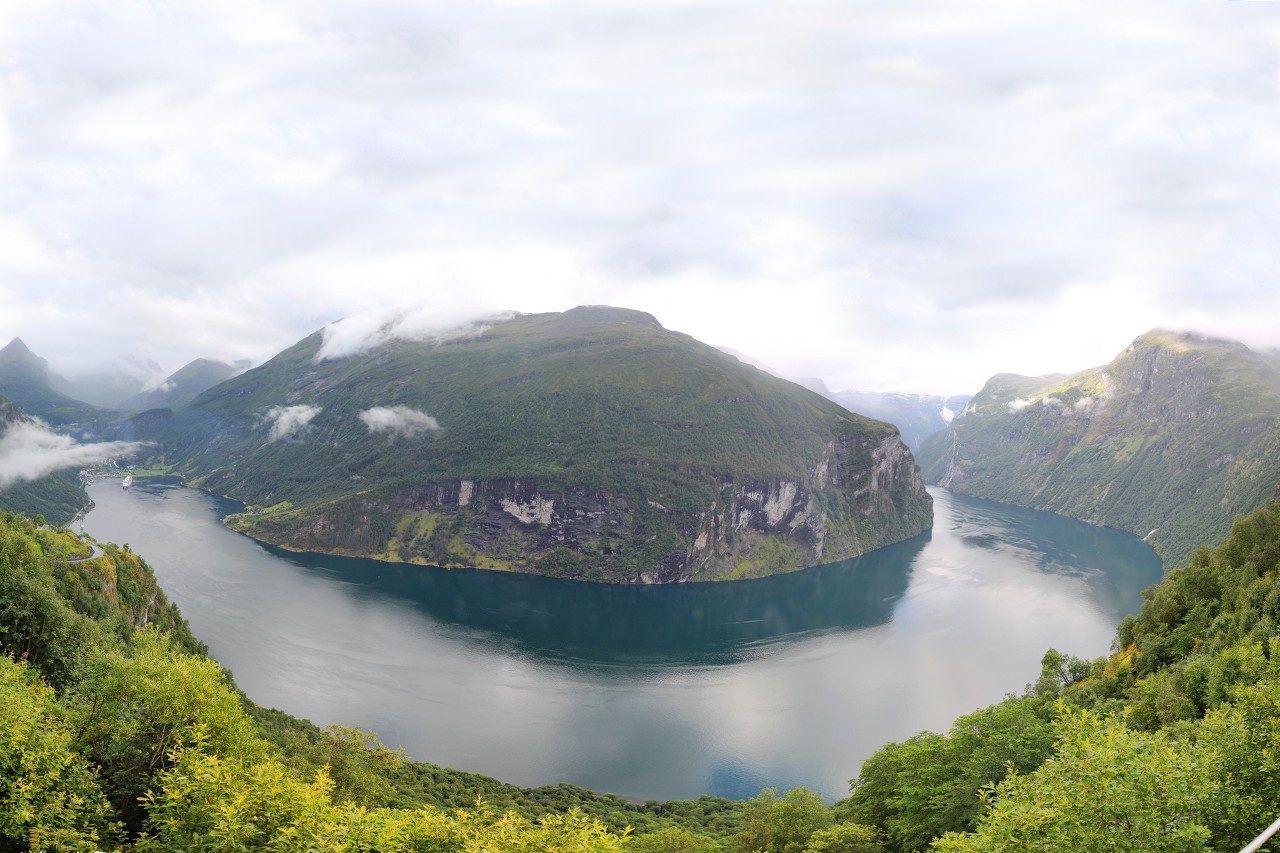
[734,788,832,853]
[1197,659,1280,851]
[932,708,1210,853]
[0,655,119,850]
[844,697,1055,851]
[803,822,884,853]
[69,627,267,832]
[629,825,722,853]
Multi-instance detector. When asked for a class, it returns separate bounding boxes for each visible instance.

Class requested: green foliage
[0,520,108,690]
[629,825,724,853]
[802,822,884,853]
[49,541,205,655]
[733,788,832,853]
[137,733,627,852]
[931,708,1211,853]
[1029,648,1092,698]
[844,697,1056,851]
[1197,666,1280,851]
[69,628,267,832]
[0,655,118,851]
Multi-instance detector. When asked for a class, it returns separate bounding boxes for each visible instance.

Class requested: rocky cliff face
[915,330,1280,567]
[230,430,930,583]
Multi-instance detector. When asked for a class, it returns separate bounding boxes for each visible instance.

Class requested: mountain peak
[1129,328,1246,354]
[0,337,50,375]
[556,305,664,331]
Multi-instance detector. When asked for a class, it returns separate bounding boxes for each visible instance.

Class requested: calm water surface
[84,482,1161,801]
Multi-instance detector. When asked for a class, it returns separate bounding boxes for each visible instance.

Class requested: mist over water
[84,482,1160,801]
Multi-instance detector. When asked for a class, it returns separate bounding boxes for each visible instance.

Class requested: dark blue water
[84,483,1161,801]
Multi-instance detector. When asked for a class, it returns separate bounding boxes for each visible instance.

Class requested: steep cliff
[149,306,931,582]
[916,330,1280,566]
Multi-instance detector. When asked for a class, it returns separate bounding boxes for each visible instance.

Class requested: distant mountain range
[123,357,247,413]
[52,353,167,409]
[820,386,970,453]
[716,349,970,452]
[9,317,1280,577]
[134,306,932,582]
[0,338,107,426]
[916,330,1280,566]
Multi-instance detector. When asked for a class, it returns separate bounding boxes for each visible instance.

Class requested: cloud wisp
[315,306,515,362]
[264,405,322,442]
[0,422,146,486]
[0,3,1275,396]
[359,406,441,438]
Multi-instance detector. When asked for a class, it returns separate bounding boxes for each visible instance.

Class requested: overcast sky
[1,2,1276,396]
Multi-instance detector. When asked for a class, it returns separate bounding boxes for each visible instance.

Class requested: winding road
[66,539,105,563]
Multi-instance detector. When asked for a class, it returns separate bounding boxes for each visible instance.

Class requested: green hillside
[0,396,92,524]
[0,509,638,850]
[916,330,1280,566]
[122,357,243,414]
[844,498,1280,853]
[147,306,931,582]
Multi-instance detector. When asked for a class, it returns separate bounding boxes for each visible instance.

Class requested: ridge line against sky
[1,1,1277,396]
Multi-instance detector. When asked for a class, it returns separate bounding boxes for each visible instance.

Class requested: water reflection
[261,532,928,665]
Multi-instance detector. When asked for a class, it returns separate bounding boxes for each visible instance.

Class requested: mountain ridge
[145,306,932,582]
[916,328,1280,566]
[0,337,107,425]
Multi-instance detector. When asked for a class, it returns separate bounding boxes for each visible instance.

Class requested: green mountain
[155,306,931,582]
[916,329,1280,566]
[123,357,244,413]
[0,337,107,425]
[0,396,91,524]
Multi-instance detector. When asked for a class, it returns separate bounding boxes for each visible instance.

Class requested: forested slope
[0,511,642,850]
[917,330,1280,567]
[0,397,93,525]
[844,498,1280,852]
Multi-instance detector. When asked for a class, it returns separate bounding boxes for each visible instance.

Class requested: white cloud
[0,421,146,486]
[0,2,1275,396]
[359,406,441,438]
[264,405,321,441]
[315,305,514,362]
[1008,399,1032,412]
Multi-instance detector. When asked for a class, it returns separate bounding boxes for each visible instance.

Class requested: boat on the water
[122,474,133,489]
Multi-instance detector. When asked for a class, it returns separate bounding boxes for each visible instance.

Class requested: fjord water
[83,482,1160,801]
